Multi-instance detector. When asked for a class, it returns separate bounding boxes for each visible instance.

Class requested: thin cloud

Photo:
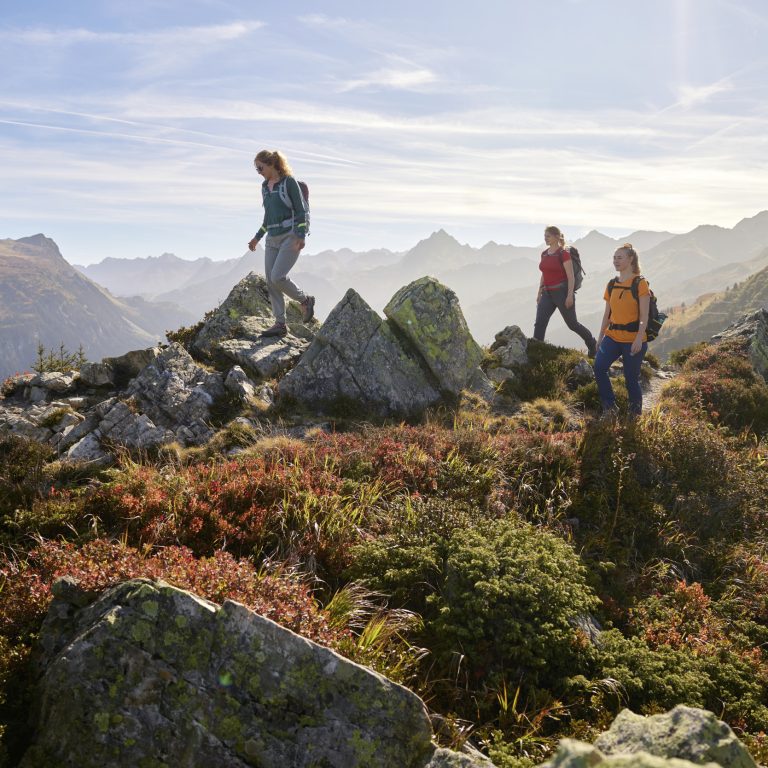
[339,66,437,92]
[2,21,265,47]
[675,79,734,108]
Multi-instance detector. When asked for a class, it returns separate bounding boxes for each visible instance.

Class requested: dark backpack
[562,246,585,291]
[264,177,310,235]
[607,276,667,341]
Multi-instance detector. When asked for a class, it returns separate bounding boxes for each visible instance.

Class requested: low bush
[503,340,586,402]
[661,340,768,433]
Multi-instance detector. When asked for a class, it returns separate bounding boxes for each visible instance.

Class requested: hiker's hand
[631,336,643,355]
[248,237,259,251]
[294,238,305,252]
[565,293,574,309]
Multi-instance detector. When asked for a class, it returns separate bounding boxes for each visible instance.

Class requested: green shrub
[503,340,586,402]
[350,506,600,709]
[432,520,599,689]
[668,342,708,367]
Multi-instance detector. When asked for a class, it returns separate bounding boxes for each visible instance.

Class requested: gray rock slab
[22,578,437,768]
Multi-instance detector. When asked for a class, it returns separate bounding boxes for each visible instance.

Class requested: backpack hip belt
[608,320,640,332]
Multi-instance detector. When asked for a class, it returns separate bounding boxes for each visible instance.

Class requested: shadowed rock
[20,578,490,768]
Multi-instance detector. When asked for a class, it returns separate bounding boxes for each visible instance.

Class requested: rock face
[21,578,490,768]
[280,278,485,417]
[711,308,768,381]
[279,288,443,417]
[593,707,756,768]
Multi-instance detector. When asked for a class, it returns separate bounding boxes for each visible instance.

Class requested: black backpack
[607,276,667,341]
[562,246,585,291]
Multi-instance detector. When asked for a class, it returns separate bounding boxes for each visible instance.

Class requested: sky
[1,0,768,265]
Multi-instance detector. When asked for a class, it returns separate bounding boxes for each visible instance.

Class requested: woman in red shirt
[533,225,596,357]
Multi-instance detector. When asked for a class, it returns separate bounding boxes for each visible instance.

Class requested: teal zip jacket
[252,176,308,243]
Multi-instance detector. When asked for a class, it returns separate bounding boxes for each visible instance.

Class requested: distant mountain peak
[17,233,61,251]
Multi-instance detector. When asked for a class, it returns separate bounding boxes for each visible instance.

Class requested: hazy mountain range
[0,236,196,379]
[3,210,767,379]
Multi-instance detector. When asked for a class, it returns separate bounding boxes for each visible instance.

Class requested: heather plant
[661,339,768,433]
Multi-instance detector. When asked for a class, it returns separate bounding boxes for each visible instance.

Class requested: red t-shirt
[539,248,570,288]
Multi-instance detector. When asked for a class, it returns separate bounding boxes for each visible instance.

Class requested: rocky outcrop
[191,273,315,380]
[279,288,443,417]
[21,577,492,768]
[280,278,486,417]
[484,325,529,384]
[711,308,768,381]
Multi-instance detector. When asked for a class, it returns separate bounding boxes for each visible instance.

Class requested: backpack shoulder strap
[631,275,643,302]
[607,277,618,296]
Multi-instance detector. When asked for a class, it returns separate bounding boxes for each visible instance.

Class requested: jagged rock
[0,371,35,396]
[79,361,115,387]
[385,277,483,396]
[570,359,595,385]
[711,308,768,381]
[191,273,316,361]
[125,343,225,444]
[0,410,52,442]
[279,288,442,417]
[65,432,112,465]
[487,367,515,384]
[22,577,455,768]
[541,738,721,768]
[224,365,257,400]
[489,325,529,369]
[593,706,755,768]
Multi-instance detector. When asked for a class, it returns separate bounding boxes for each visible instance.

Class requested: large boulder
[279,288,442,417]
[593,706,755,768]
[21,577,491,768]
[711,308,768,382]
[385,277,483,396]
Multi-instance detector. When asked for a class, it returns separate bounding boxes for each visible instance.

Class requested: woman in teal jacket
[248,149,314,337]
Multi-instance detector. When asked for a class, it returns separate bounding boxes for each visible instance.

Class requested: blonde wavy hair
[619,243,641,274]
[254,149,293,177]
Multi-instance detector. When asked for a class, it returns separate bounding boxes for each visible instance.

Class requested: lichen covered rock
[384,276,483,396]
[593,707,756,768]
[280,288,442,417]
[542,739,722,768]
[21,578,437,768]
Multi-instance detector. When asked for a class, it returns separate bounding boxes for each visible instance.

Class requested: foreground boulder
[21,578,491,768]
[280,278,486,417]
[593,707,755,768]
[543,706,755,768]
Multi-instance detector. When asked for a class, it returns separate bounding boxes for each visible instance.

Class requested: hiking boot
[300,295,315,323]
[260,322,287,338]
[587,338,597,358]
